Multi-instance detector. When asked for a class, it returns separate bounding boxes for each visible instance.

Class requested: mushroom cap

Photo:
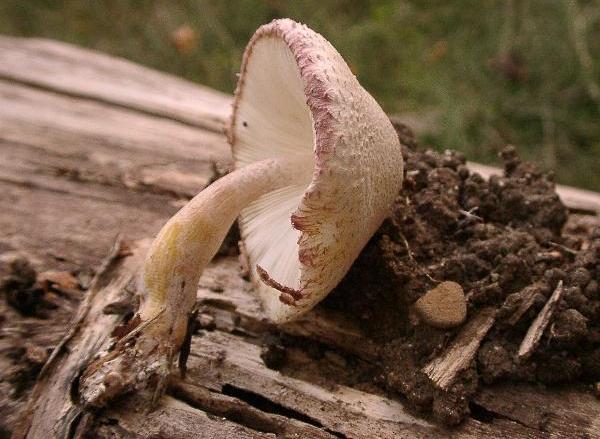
[229,19,403,323]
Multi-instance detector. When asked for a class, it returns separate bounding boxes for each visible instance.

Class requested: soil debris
[0,253,44,316]
[0,253,82,317]
[317,122,600,425]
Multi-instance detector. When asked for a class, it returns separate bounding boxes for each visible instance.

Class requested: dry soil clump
[317,124,600,425]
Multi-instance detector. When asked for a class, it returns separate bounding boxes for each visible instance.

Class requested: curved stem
[139,156,311,346]
[80,156,312,407]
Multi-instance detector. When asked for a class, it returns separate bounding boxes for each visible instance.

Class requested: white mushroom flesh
[233,36,316,321]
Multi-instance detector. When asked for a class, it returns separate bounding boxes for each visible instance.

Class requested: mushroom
[79,18,403,407]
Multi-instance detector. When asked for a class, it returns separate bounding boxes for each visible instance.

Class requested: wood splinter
[423,308,496,390]
[517,280,564,360]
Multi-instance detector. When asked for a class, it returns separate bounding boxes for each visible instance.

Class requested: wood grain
[423,308,496,389]
[0,79,230,270]
[13,239,149,439]
[0,36,232,133]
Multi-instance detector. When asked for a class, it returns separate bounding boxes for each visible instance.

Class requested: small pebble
[414,281,467,329]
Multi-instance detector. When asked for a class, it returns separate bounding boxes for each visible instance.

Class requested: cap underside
[233,36,315,321]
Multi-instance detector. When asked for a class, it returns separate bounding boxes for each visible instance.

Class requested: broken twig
[507,285,540,326]
[423,308,496,389]
[517,280,564,359]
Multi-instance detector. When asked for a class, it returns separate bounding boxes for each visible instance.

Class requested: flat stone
[415,281,467,329]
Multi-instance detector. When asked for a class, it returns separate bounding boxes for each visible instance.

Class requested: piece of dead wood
[517,280,564,360]
[0,35,231,133]
[195,257,380,361]
[170,380,336,438]
[4,36,600,217]
[507,286,539,326]
[2,36,600,438]
[0,81,229,273]
[423,308,496,390]
[187,330,438,439]
[98,394,276,439]
[12,238,150,439]
[472,383,600,437]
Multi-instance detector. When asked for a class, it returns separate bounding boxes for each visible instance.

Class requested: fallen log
[2,36,600,438]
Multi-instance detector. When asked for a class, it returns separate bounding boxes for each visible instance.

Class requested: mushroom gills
[232,35,317,315]
[239,184,306,307]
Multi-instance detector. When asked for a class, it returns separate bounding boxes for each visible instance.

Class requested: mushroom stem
[79,156,311,407]
[139,156,310,346]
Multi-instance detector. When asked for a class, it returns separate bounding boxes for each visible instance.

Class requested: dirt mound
[320,124,600,425]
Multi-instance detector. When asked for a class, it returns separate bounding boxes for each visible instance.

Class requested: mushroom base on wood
[79,158,311,407]
[79,18,404,407]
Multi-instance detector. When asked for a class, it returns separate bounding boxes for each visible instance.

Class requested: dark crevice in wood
[169,381,340,438]
[170,384,284,435]
[0,176,130,205]
[221,384,326,429]
[567,206,598,216]
[43,165,195,200]
[0,426,11,439]
[217,384,348,438]
[469,401,500,424]
[229,327,260,339]
[324,429,347,438]
[469,401,543,433]
[199,297,239,312]
[66,411,84,439]
[2,154,202,201]
[0,76,224,134]
[178,308,198,379]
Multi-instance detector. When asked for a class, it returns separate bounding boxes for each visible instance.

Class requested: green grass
[2,0,599,189]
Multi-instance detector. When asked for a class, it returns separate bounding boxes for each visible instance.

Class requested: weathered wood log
[0,36,231,133]
[2,35,600,214]
[12,239,149,439]
[2,36,600,438]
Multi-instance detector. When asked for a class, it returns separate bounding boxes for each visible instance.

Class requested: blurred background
[2,0,599,189]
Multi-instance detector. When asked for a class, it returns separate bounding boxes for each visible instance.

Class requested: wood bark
[1,36,600,438]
